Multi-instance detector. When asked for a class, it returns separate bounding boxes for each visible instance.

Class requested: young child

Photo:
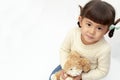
[49,0,120,80]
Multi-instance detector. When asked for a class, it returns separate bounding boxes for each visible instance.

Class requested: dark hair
[77,0,120,38]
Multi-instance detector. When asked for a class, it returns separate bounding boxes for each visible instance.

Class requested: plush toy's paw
[51,74,57,80]
[65,77,73,80]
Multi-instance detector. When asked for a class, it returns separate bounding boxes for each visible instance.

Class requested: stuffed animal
[51,51,91,80]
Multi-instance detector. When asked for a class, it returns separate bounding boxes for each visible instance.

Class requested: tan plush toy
[51,51,91,80]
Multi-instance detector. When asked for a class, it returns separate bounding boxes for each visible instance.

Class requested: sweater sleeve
[59,28,74,68]
[82,46,111,80]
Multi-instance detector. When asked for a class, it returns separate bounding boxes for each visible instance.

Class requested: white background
[0,0,120,80]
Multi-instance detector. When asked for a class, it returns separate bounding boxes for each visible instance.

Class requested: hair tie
[109,24,120,30]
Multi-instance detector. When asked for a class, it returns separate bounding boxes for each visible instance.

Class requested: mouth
[86,34,94,39]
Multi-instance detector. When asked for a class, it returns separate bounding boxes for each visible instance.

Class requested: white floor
[0,0,120,80]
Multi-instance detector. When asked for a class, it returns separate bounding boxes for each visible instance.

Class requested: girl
[49,0,120,80]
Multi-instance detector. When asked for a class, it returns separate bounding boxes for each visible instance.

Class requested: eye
[86,23,91,27]
[97,27,103,30]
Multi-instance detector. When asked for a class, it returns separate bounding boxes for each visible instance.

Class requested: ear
[69,51,81,59]
[78,16,83,27]
[78,16,82,22]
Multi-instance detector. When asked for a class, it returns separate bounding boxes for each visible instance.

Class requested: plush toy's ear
[83,63,90,72]
[80,58,90,73]
[68,51,81,59]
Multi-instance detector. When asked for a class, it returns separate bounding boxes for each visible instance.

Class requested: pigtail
[77,5,83,28]
[77,21,80,27]
[108,28,115,38]
[108,18,120,38]
[114,18,120,25]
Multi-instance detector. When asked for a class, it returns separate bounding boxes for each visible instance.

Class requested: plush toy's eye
[70,68,73,70]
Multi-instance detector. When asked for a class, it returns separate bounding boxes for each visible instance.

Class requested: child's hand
[73,74,82,80]
[60,70,82,80]
[60,70,68,80]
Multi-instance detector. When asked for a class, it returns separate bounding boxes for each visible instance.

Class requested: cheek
[81,27,87,34]
[95,33,104,39]
[80,28,84,35]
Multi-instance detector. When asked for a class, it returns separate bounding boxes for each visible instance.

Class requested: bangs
[85,7,113,25]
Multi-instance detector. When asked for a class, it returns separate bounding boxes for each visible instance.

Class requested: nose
[89,27,96,35]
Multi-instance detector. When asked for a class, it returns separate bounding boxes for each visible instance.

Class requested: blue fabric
[49,65,62,80]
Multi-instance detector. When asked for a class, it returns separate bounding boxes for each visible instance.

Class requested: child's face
[79,17,109,45]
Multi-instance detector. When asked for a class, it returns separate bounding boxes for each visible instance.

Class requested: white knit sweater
[59,27,111,80]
